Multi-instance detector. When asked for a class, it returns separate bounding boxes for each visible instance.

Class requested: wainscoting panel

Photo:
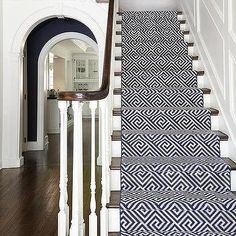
[229,52,236,125]
[212,0,224,20]
[229,0,236,44]
[199,0,225,89]
[179,0,236,158]
[120,0,178,11]
[199,1,225,90]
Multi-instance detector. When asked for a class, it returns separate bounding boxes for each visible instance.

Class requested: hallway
[0,120,101,236]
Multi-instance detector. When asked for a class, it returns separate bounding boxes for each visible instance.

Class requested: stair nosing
[108,233,120,236]
[111,130,228,141]
[113,107,219,116]
[116,30,190,35]
[114,71,204,77]
[113,87,211,95]
[115,42,194,47]
[116,20,186,25]
[111,157,236,171]
[108,189,236,208]
[117,11,183,16]
[115,55,199,61]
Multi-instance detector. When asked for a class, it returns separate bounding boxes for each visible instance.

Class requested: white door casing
[29,32,99,151]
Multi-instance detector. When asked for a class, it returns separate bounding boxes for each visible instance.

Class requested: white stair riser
[110,169,236,192]
[108,208,120,232]
[112,140,229,157]
[112,115,219,130]
[113,93,211,108]
[114,75,205,90]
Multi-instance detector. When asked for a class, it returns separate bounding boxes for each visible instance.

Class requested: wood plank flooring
[0,119,101,236]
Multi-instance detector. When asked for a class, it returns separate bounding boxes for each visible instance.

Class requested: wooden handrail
[58,0,114,101]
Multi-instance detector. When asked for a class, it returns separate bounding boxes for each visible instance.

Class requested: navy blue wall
[27,18,96,141]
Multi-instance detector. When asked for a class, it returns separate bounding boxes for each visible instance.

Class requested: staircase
[108,10,236,235]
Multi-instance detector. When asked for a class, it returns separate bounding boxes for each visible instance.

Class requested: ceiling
[51,39,96,57]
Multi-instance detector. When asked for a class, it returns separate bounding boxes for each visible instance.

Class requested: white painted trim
[28,32,98,151]
[2,155,24,169]
[11,5,106,54]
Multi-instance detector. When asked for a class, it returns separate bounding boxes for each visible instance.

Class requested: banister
[57,0,114,101]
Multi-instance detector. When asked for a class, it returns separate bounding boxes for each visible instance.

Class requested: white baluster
[58,101,69,236]
[70,101,85,236]
[100,99,108,236]
[89,101,97,236]
[105,99,111,202]
[97,115,103,166]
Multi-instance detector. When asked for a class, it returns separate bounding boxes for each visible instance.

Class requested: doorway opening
[21,17,98,153]
[45,38,99,136]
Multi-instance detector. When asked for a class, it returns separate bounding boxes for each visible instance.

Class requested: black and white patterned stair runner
[120,10,236,235]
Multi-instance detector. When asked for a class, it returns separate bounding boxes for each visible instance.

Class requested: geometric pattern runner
[122,131,221,157]
[122,30,184,42]
[121,88,204,108]
[121,108,211,130]
[122,41,188,57]
[121,156,230,191]
[120,10,236,235]
[122,55,193,71]
[121,71,198,88]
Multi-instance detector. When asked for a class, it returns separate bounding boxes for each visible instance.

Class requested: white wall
[120,0,178,11]
[179,0,236,159]
[0,0,108,168]
[51,44,73,90]
[54,58,66,91]
[0,1,3,169]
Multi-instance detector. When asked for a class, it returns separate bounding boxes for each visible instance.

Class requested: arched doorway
[1,5,105,168]
[23,18,99,152]
[42,35,99,146]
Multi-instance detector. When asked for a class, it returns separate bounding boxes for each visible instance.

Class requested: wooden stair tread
[114,71,204,77]
[111,157,236,171]
[115,42,194,47]
[108,189,236,209]
[117,30,190,35]
[117,11,183,16]
[116,20,186,24]
[113,108,219,116]
[107,191,120,208]
[115,55,198,61]
[113,88,211,95]
[111,157,121,170]
[183,30,190,35]
[112,130,229,141]
[108,233,120,236]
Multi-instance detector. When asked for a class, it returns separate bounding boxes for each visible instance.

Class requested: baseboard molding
[47,129,60,134]
[1,155,24,168]
[27,141,44,151]
[97,155,102,166]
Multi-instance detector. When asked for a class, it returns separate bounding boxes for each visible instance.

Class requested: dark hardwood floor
[0,119,101,236]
